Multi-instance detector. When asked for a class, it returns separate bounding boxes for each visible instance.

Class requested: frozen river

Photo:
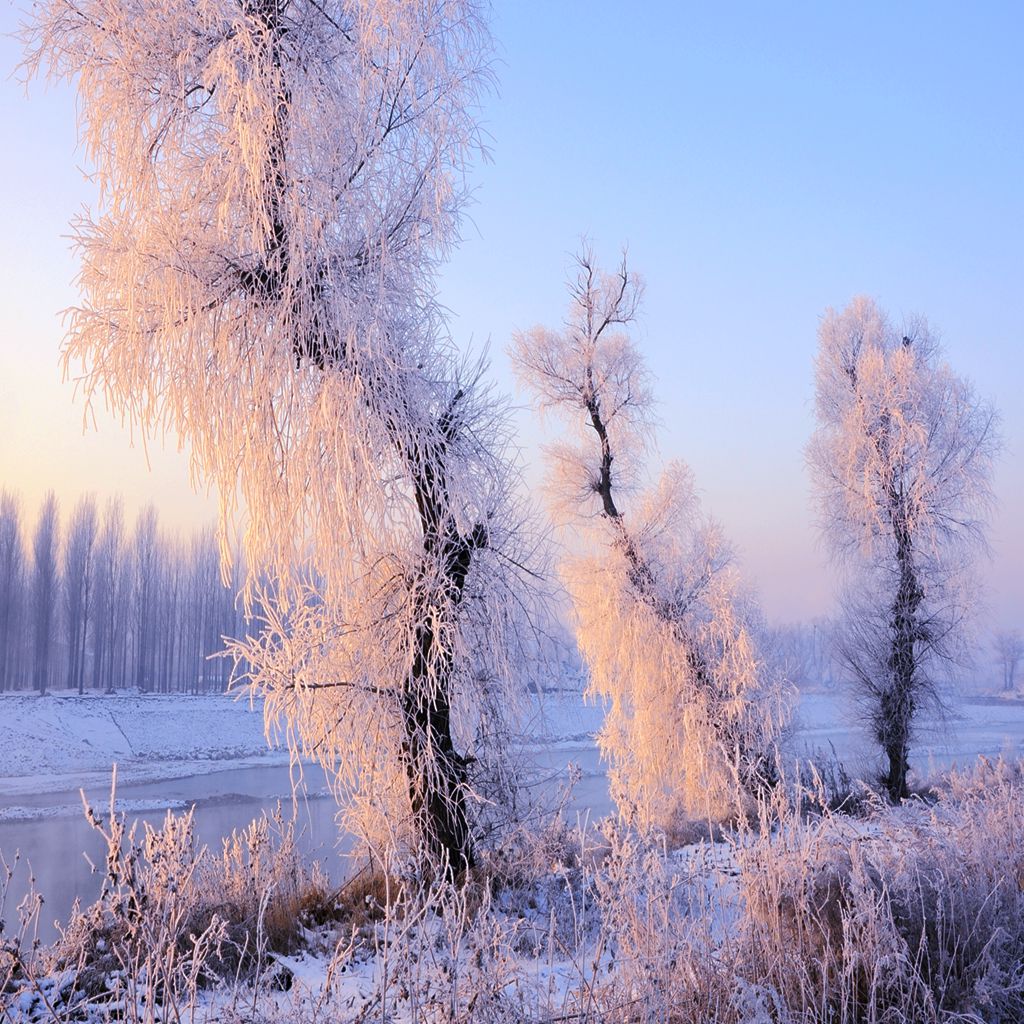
[3,692,1024,942]
[792,692,1024,775]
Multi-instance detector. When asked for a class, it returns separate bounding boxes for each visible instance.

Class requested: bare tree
[109,517,134,693]
[765,619,837,692]
[64,494,98,694]
[31,492,60,695]
[808,297,999,801]
[28,0,538,872]
[91,497,125,691]
[994,629,1024,693]
[185,530,229,693]
[512,247,788,826]
[131,506,159,693]
[0,492,25,691]
[0,485,249,694]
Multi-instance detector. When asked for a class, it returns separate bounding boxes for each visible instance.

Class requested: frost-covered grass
[5,757,1024,1022]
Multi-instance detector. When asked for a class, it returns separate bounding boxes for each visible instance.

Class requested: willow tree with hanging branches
[25,0,542,874]
[512,247,789,827]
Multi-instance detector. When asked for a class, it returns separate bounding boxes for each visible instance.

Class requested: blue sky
[1,1,1021,626]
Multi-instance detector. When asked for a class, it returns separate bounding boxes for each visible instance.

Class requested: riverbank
[4,685,1024,807]
[0,690,288,800]
[0,686,604,806]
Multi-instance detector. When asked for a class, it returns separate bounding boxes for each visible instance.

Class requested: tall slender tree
[808,297,999,800]
[512,248,788,826]
[91,497,125,691]
[0,492,25,691]
[31,492,60,695]
[64,494,98,694]
[131,506,159,693]
[28,0,537,871]
[994,630,1024,694]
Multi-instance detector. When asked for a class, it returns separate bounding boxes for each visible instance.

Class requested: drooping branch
[513,247,786,822]
[26,0,527,873]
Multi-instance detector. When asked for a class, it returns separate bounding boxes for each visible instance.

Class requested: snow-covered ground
[0,687,607,806]
[4,685,1024,807]
[793,688,1024,780]
[4,684,1024,959]
[0,690,288,800]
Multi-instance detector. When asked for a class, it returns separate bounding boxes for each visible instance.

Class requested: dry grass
[5,759,1024,1023]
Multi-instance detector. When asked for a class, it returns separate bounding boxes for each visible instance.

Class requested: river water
[0,746,608,943]
[5,693,1024,943]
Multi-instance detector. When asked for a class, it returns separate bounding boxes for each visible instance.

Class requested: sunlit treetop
[24,0,496,596]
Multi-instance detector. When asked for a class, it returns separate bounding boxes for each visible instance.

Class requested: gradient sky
[1,2,1021,627]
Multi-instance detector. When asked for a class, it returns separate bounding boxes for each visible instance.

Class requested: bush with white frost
[5,759,1024,1022]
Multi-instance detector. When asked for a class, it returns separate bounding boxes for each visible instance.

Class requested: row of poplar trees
[0,490,242,696]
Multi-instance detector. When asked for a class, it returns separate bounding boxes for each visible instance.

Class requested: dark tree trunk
[398,412,485,875]
[880,506,922,802]
[238,3,481,871]
[401,621,475,873]
[584,392,777,801]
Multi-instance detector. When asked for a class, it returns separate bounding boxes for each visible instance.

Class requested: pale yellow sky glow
[0,321,218,537]
[0,53,217,539]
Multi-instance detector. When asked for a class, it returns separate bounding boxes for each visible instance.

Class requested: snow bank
[0,797,190,822]
[0,690,285,798]
[0,687,600,803]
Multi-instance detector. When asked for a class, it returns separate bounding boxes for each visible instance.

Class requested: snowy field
[3,685,1024,939]
[3,685,1024,810]
[0,688,605,940]
[0,691,288,801]
[792,689,1024,779]
[3,687,1024,1009]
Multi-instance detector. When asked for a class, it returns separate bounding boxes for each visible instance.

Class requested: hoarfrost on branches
[994,629,1024,693]
[808,297,999,800]
[25,0,543,872]
[512,247,789,828]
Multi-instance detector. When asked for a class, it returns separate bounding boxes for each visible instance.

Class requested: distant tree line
[0,489,244,695]
[765,620,838,692]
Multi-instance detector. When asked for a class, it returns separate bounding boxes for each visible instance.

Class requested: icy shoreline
[0,690,289,801]
[0,687,604,810]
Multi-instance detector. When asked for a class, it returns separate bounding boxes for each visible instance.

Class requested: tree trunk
[394,404,486,875]
[237,2,481,870]
[400,658,474,873]
[586,393,777,801]
[882,507,921,802]
[399,489,482,872]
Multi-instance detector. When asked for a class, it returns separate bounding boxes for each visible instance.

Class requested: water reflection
[0,747,607,943]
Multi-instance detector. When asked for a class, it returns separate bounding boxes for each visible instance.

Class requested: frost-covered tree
[808,297,999,801]
[27,0,536,870]
[994,629,1023,694]
[0,492,25,691]
[91,497,125,692]
[131,506,160,693]
[512,248,787,826]
[764,620,837,692]
[64,494,98,694]
[31,492,60,695]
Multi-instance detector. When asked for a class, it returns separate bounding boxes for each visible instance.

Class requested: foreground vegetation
[4,757,1024,1023]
